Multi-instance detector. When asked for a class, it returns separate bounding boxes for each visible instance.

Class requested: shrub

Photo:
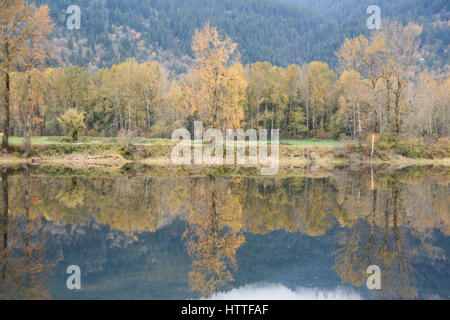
[376,135,395,151]
[58,108,86,142]
[429,138,450,158]
[44,143,114,156]
[394,139,432,159]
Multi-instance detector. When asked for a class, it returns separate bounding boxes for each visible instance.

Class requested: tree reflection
[56,177,84,209]
[333,174,418,299]
[184,176,245,297]
[0,166,56,299]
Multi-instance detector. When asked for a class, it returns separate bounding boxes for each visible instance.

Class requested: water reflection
[186,176,245,297]
[334,177,416,299]
[0,167,59,299]
[0,165,448,299]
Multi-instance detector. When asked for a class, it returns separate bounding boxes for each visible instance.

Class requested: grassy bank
[1,136,449,173]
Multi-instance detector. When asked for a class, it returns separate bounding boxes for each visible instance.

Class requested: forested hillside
[33,0,449,70]
[290,0,449,68]
[33,0,330,70]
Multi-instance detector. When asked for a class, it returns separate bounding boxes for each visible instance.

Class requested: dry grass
[0,142,448,177]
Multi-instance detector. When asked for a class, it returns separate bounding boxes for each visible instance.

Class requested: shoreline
[0,142,448,178]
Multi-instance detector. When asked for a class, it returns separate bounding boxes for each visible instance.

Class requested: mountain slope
[33,0,449,70]
[288,0,449,67]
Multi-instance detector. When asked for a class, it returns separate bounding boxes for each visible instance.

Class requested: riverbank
[0,138,448,177]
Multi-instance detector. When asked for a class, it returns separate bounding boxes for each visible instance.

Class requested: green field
[8,136,343,147]
[8,136,170,145]
[280,139,343,147]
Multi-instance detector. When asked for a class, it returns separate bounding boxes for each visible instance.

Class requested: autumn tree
[335,70,370,139]
[92,59,166,137]
[381,21,422,141]
[186,24,246,130]
[404,72,449,139]
[154,80,189,137]
[245,62,290,131]
[284,64,302,135]
[22,4,53,157]
[58,108,85,142]
[299,62,336,138]
[244,62,266,129]
[0,0,31,153]
[289,106,307,137]
[40,67,91,135]
[337,20,422,141]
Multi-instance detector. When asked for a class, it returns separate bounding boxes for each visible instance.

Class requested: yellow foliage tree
[186,24,246,130]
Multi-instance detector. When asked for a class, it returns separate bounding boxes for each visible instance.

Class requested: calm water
[0,166,448,300]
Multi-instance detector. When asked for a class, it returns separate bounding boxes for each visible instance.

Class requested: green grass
[9,136,62,144]
[8,136,342,148]
[8,136,171,145]
[280,139,343,147]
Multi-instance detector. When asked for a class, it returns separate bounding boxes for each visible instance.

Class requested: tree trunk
[321,113,324,133]
[385,78,392,139]
[353,104,356,139]
[357,100,362,139]
[288,102,292,136]
[393,80,402,142]
[306,102,309,139]
[24,69,32,158]
[264,103,268,130]
[72,130,78,142]
[2,70,11,154]
[145,97,151,129]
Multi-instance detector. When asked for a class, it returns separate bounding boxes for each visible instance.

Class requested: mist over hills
[30,0,450,71]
